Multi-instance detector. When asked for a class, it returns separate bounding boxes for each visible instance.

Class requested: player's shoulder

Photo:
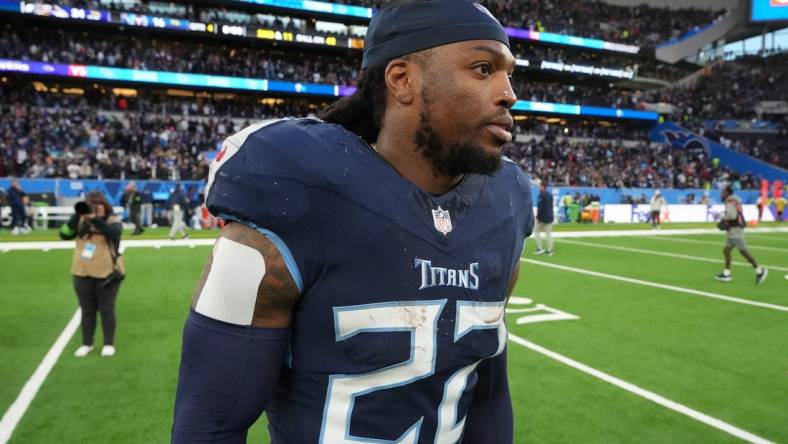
[227,117,354,167]
[495,156,535,235]
[496,156,533,198]
[207,117,363,191]
[242,116,353,147]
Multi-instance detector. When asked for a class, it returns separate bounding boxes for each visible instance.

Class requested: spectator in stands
[121,181,144,235]
[7,179,29,235]
[59,191,125,357]
[167,184,190,240]
[534,181,555,256]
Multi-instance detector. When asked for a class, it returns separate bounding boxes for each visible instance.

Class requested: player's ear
[384,58,416,106]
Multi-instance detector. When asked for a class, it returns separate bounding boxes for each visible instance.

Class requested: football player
[172,0,534,442]
[715,186,767,284]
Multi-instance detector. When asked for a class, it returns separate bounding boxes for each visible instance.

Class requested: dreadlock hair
[318,62,388,145]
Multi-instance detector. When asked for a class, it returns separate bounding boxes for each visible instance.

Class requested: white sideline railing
[1,206,125,229]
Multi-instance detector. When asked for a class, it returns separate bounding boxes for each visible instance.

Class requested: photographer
[60,191,125,357]
[714,187,767,284]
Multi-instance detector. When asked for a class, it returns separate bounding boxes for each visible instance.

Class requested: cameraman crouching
[715,187,768,284]
[60,191,125,357]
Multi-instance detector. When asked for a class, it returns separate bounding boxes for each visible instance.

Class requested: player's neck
[374,133,462,196]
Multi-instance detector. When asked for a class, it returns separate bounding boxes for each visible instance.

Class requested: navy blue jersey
[206,118,533,443]
[537,190,554,224]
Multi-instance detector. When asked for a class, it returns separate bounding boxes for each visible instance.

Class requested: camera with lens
[74,201,94,215]
[100,269,125,288]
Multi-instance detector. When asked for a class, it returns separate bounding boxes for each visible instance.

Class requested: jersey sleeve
[172,311,290,443]
[501,158,535,239]
[522,183,535,239]
[204,119,324,294]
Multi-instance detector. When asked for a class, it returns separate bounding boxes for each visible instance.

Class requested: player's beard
[414,110,502,177]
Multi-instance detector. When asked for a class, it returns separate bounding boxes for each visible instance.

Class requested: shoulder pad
[206,118,361,200]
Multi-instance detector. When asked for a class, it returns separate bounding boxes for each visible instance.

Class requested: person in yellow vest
[60,191,124,357]
[776,195,786,222]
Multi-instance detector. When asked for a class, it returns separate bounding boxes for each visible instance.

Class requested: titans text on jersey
[414,258,480,290]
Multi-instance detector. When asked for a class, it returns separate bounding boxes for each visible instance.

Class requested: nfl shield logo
[431,206,453,235]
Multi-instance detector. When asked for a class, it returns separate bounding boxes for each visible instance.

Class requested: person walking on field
[534,181,554,256]
[167,185,190,240]
[650,190,667,229]
[715,187,767,284]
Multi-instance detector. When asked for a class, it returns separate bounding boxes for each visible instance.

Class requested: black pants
[73,276,121,346]
[11,206,25,228]
[130,208,142,233]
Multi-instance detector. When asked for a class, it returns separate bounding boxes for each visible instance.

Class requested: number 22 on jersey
[320,299,507,444]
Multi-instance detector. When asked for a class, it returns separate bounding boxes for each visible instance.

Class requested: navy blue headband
[361,0,510,69]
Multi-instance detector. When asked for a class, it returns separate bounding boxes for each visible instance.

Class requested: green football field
[0,226,786,443]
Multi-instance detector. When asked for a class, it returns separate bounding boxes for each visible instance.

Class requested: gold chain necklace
[370,143,381,154]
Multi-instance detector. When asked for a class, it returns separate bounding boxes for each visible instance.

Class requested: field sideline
[0,225,786,443]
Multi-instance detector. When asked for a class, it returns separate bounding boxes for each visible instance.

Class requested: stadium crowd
[515,43,694,81]
[514,120,649,141]
[650,54,788,122]
[0,24,688,112]
[504,136,764,190]
[644,53,788,167]
[0,87,319,180]
[55,0,724,47]
[1,4,784,187]
[0,82,769,191]
[0,26,362,86]
[0,103,213,180]
[708,133,788,169]
[481,0,724,47]
[0,19,694,85]
[514,81,643,109]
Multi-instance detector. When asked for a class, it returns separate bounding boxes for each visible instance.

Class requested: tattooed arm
[173,222,299,443]
[190,221,299,327]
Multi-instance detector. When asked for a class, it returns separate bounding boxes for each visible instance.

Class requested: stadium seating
[0,0,785,189]
[53,0,724,47]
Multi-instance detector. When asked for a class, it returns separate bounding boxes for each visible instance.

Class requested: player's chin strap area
[171,310,290,443]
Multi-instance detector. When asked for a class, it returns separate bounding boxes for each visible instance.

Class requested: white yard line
[2,227,787,251]
[0,309,81,444]
[507,333,774,444]
[549,226,788,239]
[520,258,788,313]
[746,233,788,242]
[0,239,215,252]
[660,237,787,253]
[556,239,788,272]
